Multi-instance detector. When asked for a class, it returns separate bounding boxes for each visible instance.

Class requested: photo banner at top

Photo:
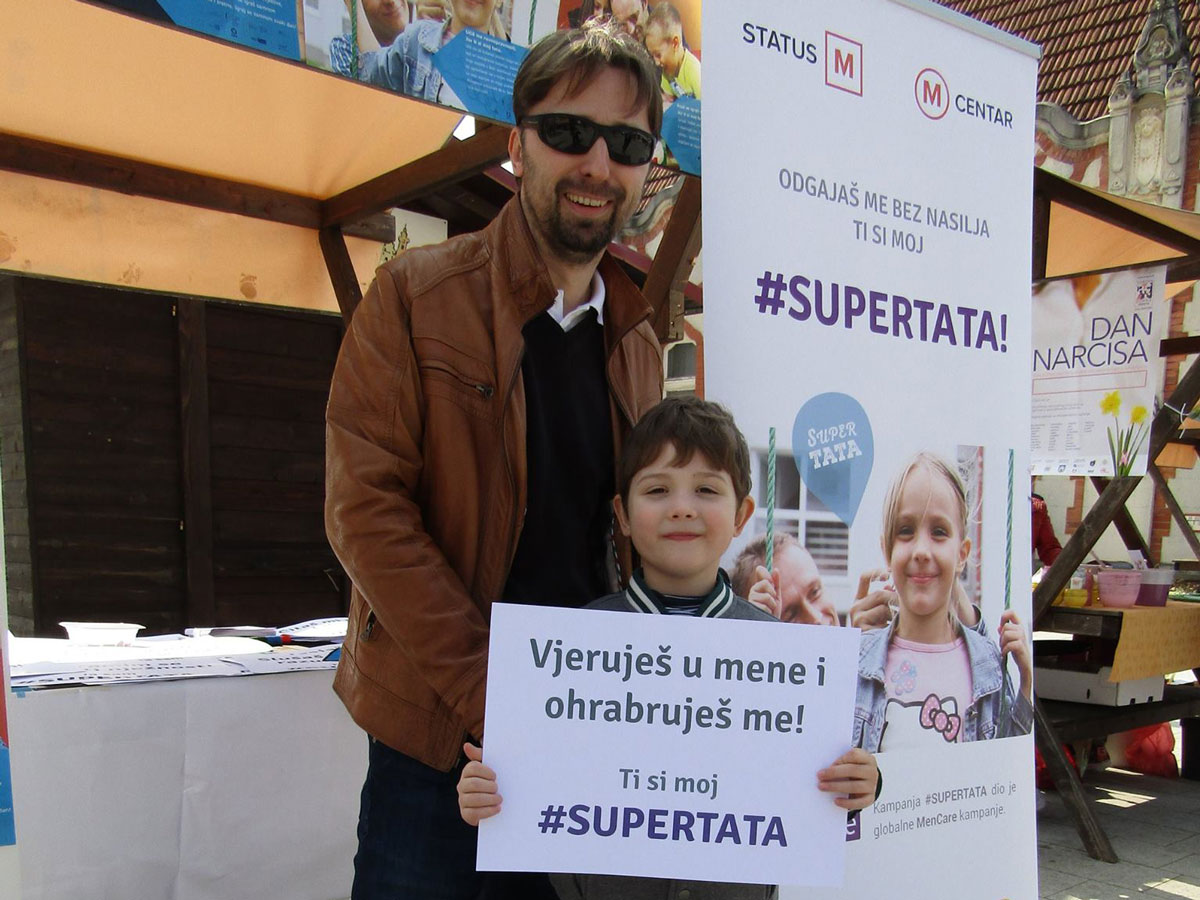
[702,1,1039,898]
[82,0,703,174]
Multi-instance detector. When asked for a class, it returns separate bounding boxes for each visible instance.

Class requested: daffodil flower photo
[1101,390,1149,476]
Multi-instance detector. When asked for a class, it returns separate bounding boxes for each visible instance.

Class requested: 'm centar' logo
[915,67,949,119]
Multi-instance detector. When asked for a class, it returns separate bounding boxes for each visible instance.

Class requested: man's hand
[457,743,502,826]
[818,748,879,810]
[848,569,896,630]
[745,565,781,619]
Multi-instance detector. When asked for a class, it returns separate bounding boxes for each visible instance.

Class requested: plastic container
[59,621,143,645]
[1054,588,1089,608]
[1097,569,1142,608]
[1136,566,1174,607]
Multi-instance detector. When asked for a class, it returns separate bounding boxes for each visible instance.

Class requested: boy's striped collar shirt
[623,568,735,618]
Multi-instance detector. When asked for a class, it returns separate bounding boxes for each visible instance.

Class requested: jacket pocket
[416,341,498,421]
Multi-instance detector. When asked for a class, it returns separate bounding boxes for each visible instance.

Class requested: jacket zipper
[497,346,527,591]
[423,360,495,398]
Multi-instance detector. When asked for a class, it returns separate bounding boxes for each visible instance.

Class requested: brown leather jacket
[326,195,663,770]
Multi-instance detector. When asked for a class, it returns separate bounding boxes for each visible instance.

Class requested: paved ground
[1038,766,1200,899]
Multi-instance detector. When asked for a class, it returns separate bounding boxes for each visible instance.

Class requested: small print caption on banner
[870,779,1018,840]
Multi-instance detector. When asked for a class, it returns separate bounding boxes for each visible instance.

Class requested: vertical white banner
[703,1,1039,898]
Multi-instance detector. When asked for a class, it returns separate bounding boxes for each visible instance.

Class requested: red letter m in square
[825,32,863,96]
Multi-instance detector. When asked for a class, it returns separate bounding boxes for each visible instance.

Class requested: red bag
[1123,723,1179,778]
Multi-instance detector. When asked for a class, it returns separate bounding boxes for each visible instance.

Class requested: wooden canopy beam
[1148,463,1200,561]
[1032,185,1050,281]
[0,130,393,242]
[1035,167,1200,259]
[1162,336,1200,356]
[641,175,702,343]
[321,124,512,228]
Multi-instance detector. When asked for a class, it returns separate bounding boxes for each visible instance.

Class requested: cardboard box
[1035,665,1164,706]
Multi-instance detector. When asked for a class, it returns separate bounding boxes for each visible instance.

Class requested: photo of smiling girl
[852,452,1033,752]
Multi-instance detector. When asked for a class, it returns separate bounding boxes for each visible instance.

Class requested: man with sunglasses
[326,21,664,900]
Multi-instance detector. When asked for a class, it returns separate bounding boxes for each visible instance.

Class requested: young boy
[457,397,879,899]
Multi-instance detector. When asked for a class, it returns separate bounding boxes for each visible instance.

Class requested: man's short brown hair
[513,22,663,137]
[618,397,751,505]
[729,533,801,598]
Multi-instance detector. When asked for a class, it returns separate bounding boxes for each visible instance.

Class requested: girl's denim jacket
[360,19,447,101]
[852,616,1033,752]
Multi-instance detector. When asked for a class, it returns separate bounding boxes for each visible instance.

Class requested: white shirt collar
[547,272,606,332]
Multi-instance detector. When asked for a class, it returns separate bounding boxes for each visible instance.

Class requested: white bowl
[59,621,144,646]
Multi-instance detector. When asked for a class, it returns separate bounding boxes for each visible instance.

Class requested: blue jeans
[352,737,558,900]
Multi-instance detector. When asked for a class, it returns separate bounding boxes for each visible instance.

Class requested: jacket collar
[487,193,653,341]
[623,568,736,618]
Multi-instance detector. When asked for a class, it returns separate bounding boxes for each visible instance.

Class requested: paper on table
[12,656,251,687]
[228,646,340,674]
[280,617,347,643]
[9,635,271,687]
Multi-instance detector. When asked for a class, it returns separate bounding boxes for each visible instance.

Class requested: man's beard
[529,177,630,263]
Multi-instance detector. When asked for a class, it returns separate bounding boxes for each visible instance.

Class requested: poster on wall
[1031,265,1168,477]
[86,0,303,59]
[84,0,701,172]
[703,1,1038,898]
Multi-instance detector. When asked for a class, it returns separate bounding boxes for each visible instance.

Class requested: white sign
[477,603,860,887]
[703,2,1039,899]
[1032,265,1168,476]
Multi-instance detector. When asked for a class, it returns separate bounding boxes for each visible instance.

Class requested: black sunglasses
[520,113,655,166]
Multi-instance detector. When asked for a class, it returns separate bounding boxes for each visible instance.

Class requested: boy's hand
[746,565,781,618]
[457,743,503,826]
[998,610,1033,701]
[817,748,878,811]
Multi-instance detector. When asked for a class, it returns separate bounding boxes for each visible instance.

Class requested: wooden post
[1148,463,1200,560]
[1034,701,1118,862]
[1089,476,1153,564]
[319,226,365,323]
[642,175,703,343]
[177,298,216,627]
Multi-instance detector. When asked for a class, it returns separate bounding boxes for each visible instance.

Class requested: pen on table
[253,634,292,646]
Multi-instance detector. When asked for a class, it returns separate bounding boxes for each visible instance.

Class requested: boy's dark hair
[513,22,664,137]
[618,397,752,504]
